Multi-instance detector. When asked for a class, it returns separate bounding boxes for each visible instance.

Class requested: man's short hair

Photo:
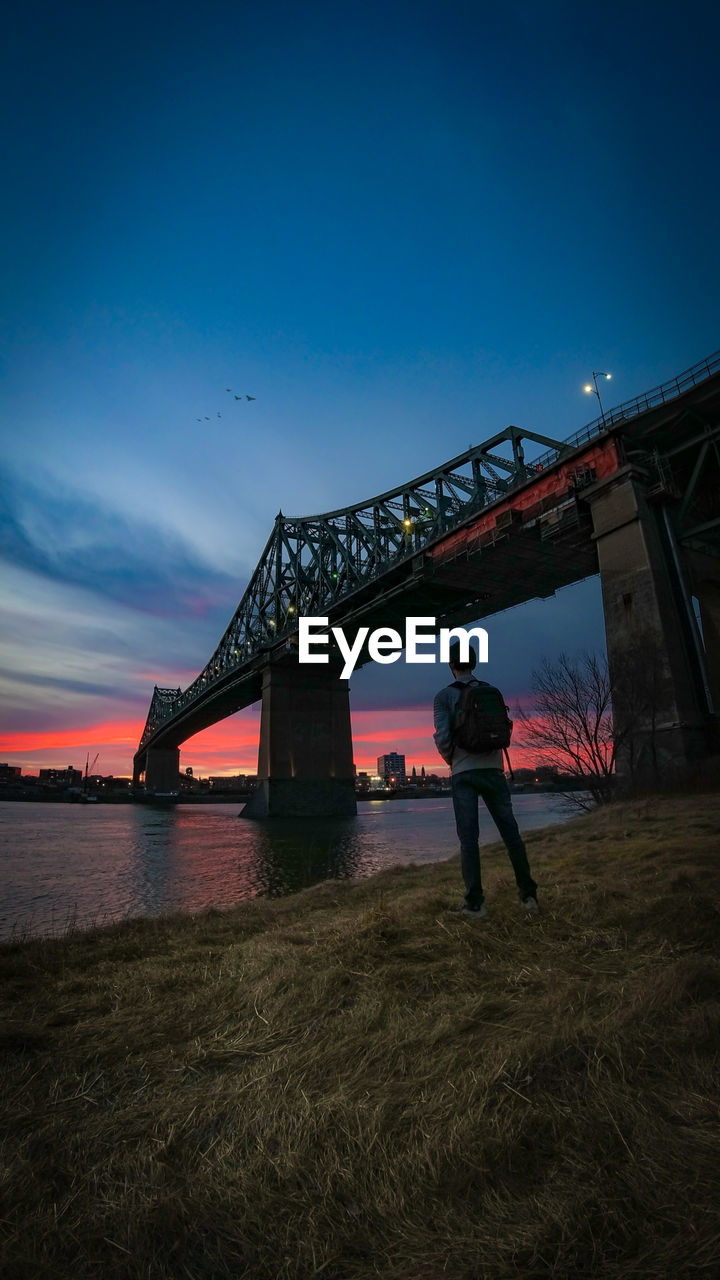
[449,641,477,671]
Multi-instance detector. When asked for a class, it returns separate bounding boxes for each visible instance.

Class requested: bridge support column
[587,466,713,783]
[241,661,356,818]
[144,747,181,792]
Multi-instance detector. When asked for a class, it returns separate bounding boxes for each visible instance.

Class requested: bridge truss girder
[136,425,567,754]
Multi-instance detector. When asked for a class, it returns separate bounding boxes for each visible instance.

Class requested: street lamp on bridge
[584,371,612,422]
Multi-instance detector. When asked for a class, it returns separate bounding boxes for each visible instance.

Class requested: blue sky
[2,0,719,776]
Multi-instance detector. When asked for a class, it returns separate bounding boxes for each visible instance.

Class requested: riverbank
[2,792,719,1279]
[0,785,574,804]
[0,790,256,803]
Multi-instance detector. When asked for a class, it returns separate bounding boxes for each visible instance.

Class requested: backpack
[451,679,513,754]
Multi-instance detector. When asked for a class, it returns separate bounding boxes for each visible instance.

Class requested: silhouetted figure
[433,641,539,921]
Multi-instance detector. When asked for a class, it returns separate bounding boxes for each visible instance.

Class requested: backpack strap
[449,680,474,752]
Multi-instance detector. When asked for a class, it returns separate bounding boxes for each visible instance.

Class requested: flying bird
[246,395,256,401]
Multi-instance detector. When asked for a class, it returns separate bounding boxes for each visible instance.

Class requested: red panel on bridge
[427,436,620,561]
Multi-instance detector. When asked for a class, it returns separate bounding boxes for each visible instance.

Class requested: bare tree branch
[515,640,665,808]
[515,651,617,806]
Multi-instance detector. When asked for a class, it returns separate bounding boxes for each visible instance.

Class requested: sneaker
[522,896,540,914]
[452,903,489,920]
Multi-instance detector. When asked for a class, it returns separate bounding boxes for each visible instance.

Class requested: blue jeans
[451,768,537,908]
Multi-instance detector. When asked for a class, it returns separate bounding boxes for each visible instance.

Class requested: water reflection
[250,817,365,896]
[0,794,579,940]
[127,809,180,914]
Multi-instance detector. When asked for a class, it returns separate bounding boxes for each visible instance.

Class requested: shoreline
[0,783,580,805]
[2,790,719,1277]
[0,792,579,945]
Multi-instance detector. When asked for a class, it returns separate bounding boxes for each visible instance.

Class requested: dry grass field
[1,791,719,1279]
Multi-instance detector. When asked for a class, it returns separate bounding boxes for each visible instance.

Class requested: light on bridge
[584,371,613,422]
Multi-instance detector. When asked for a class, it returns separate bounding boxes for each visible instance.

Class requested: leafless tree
[515,651,617,808]
[515,639,665,809]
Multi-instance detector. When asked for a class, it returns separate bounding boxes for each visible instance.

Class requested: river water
[0,795,579,941]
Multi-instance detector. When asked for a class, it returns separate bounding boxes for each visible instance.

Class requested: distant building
[356,772,387,792]
[377,753,406,785]
[38,765,82,787]
[209,775,257,792]
[0,764,22,781]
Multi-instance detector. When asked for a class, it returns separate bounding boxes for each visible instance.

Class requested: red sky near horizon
[0,708,546,778]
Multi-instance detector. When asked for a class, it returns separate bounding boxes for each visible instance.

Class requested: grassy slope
[1,793,719,1280]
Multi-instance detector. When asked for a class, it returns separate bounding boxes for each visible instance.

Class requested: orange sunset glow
[1,708,546,778]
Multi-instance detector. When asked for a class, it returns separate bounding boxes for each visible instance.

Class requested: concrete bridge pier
[587,466,716,782]
[144,747,181,792]
[241,660,356,818]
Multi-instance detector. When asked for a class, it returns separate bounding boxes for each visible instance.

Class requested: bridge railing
[137,350,720,753]
[531,349,720,473]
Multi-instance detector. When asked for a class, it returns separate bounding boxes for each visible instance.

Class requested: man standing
[433,641,539,920]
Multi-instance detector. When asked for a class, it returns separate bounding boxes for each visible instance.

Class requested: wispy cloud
[0,463,241,620]
[0,465,256,769]
[0,521,243,768]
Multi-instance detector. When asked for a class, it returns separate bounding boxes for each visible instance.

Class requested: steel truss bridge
[135,351,720,787]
